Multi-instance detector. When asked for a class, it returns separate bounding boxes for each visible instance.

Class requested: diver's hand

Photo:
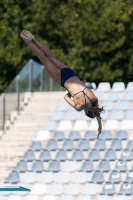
[82,80,86,84]
[66,92,71,98]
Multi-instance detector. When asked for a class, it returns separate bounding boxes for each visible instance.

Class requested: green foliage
[1,0,133,93]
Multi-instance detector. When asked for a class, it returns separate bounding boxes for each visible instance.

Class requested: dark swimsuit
[60,67,94,107]
[60,67,76,88]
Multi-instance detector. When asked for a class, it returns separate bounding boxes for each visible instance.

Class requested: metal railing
[0,59,64,131]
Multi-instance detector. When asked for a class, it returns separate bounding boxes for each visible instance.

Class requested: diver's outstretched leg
[21,30,67,70]
[20,31,61,84]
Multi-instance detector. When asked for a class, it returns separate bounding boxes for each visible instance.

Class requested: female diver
[20,30,104,138]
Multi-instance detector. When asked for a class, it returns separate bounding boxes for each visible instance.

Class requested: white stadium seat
[65,183,81,195]
[112,82,125,92]
[82,183,98,195]
[48,184,64,195]
[63,161,78,172]
[97,82,111,92]
[30,183,46,195]
[34,130,50,141]
[73,120,88,131]
[119,120,133,130]
[57,120,72,131]
[126,82,133,91]
[104,120,118,130]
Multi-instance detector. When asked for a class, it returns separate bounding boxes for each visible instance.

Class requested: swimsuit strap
[72,87,93,107]
[72,87,88,97]
[82,87,93,104]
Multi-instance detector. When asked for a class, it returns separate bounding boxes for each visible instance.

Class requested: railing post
[2,93,5,131]
[50,78,54,91]
[40,65,44,91]
[16,75,20,113]
[29,59,33,92]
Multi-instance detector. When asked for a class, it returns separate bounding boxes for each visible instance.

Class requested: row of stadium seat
[6,158,133,173]
[43,120,133,131]
[35,130,131,141]
[93,82,133,92]
[26,139,133,151]
[94,91,133,102]
[51,110,133,121]
[20,148,133,161]
[5,155,133,180]
[5,170,133,183]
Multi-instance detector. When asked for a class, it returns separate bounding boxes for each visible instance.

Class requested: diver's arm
[64,93,75,108]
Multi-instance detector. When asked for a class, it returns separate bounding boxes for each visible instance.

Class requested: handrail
[0,59,63,131]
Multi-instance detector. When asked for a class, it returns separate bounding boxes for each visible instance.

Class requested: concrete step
[8,126,43,132]
[1,135,35,141]
[0,91,64,184]
[3,131,37,136]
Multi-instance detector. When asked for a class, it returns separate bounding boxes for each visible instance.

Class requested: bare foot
[20,30,34,41]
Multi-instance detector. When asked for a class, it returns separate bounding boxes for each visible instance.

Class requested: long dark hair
[85,102,105,119]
